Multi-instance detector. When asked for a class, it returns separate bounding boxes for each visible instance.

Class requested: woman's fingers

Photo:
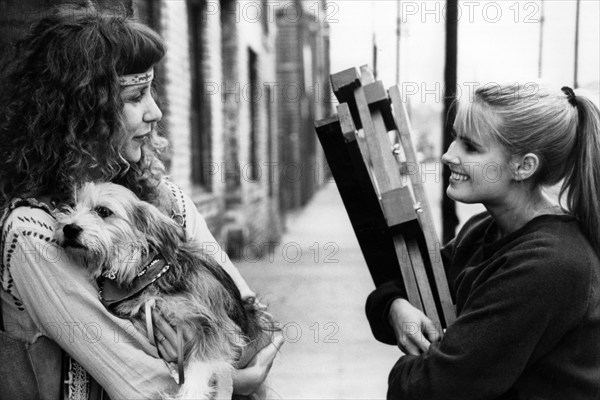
[398,336,421,355]
[150,306,285,372]
[152,310,178,362]
[414,332,431,353]
[399,323,430,355]
[260,335,285,367]
[389,298,444,355]
[233,335,283,396]
[422,317,443,343]
[397,332,429,355]
[156,338,177,362]
[248,335,284,368]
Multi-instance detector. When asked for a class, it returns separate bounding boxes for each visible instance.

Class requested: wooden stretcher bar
[388,86,456,325]
[314,113,404,289]
[337,104,425,315]
[316,66,456,328]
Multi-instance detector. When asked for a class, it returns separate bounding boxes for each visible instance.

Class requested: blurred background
[1,0,598,398]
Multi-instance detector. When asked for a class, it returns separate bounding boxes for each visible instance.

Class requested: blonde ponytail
[560,93,600,249]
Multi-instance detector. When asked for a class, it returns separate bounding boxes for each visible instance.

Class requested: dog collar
[99,254,170,309]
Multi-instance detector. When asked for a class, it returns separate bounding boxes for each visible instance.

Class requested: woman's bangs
[117,22,165,75]
[457,98,506,147]
[454,101,479,141]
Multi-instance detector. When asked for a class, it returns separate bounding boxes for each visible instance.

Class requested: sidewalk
[237,182,400,400]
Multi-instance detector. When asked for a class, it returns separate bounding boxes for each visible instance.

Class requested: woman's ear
[512,153,540,181]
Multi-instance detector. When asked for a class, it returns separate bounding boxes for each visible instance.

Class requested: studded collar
[99,252,170,309]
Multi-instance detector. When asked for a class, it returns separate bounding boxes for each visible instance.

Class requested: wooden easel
[315,66,456,328]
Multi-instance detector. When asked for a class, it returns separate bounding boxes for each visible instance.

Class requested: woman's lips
[449,170,469,182]
[133,132,150,141]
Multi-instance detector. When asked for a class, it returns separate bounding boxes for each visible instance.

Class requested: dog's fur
[54,182,272,399]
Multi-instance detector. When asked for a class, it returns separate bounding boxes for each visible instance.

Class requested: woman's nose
[144,97,162,123]
[441,141,459,165]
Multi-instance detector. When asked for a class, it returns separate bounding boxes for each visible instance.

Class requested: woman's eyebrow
[122,83,151,95]
[459,134,482,148]
[453,126,482,147]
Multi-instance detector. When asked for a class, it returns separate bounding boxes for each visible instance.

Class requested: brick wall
[220,0,282,257]
[137,0,330,254]
[195,0,227,235]
[159,0,192,195]
[275,0,331,212]
[153,0,227,239]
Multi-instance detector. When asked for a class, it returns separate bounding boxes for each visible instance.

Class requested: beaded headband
[119,68,154,86]
[561,86,578,107]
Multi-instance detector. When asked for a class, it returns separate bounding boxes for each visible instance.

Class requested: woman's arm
[365,240,455,347]
[386,246,591,399]
[365,280,407,344]
[4,207,177,398]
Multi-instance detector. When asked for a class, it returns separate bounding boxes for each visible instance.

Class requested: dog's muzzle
[61,224,86,249]
[63,224,82,239]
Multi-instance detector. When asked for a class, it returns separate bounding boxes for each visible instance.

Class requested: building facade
[136,0,332,258]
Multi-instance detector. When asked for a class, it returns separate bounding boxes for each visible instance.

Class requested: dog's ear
[132,201,184,257]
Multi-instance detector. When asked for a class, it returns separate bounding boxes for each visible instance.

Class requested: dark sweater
[366,212,600,399]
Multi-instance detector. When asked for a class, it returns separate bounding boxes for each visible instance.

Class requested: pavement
[237,182,400,400]
[236,173,484,399]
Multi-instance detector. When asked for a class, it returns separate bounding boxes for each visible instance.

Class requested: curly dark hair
[0,5,167,208]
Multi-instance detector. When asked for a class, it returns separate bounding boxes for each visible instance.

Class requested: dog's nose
[63,224,82,239]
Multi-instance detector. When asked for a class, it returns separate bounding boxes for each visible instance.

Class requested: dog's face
[54,182,183,286]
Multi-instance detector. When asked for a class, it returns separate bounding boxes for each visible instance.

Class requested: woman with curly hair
[0,5,280,399]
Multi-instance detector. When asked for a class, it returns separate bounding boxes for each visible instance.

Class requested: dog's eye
[94,206,113,219]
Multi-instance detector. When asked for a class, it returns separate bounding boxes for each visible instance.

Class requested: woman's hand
[151,308,284,395]
[233,335,285,396]
[151,310,194,362]
[388,298,443,355]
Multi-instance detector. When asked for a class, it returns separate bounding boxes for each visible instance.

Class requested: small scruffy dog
[54,182,272,399]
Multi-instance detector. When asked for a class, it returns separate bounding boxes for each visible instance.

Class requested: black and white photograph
[1,0,599,399]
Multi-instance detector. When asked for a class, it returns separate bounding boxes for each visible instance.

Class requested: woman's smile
[449,170,470,182]
[133,132,150,142]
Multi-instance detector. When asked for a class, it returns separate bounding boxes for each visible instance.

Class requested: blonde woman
[367,84,600,399]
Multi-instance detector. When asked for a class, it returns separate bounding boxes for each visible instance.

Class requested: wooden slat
[331,67,361,96]
[356,85,417,229]
[359,65,375,85]
[331,68,363,129]
[354,87,402,193]
[380,188,419,227]
[338,104,380,196]
[406,238,440,327]
[338,103,358,143]
[392,236,424,313]
[363,81,396,131]
[388,86,456,326]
